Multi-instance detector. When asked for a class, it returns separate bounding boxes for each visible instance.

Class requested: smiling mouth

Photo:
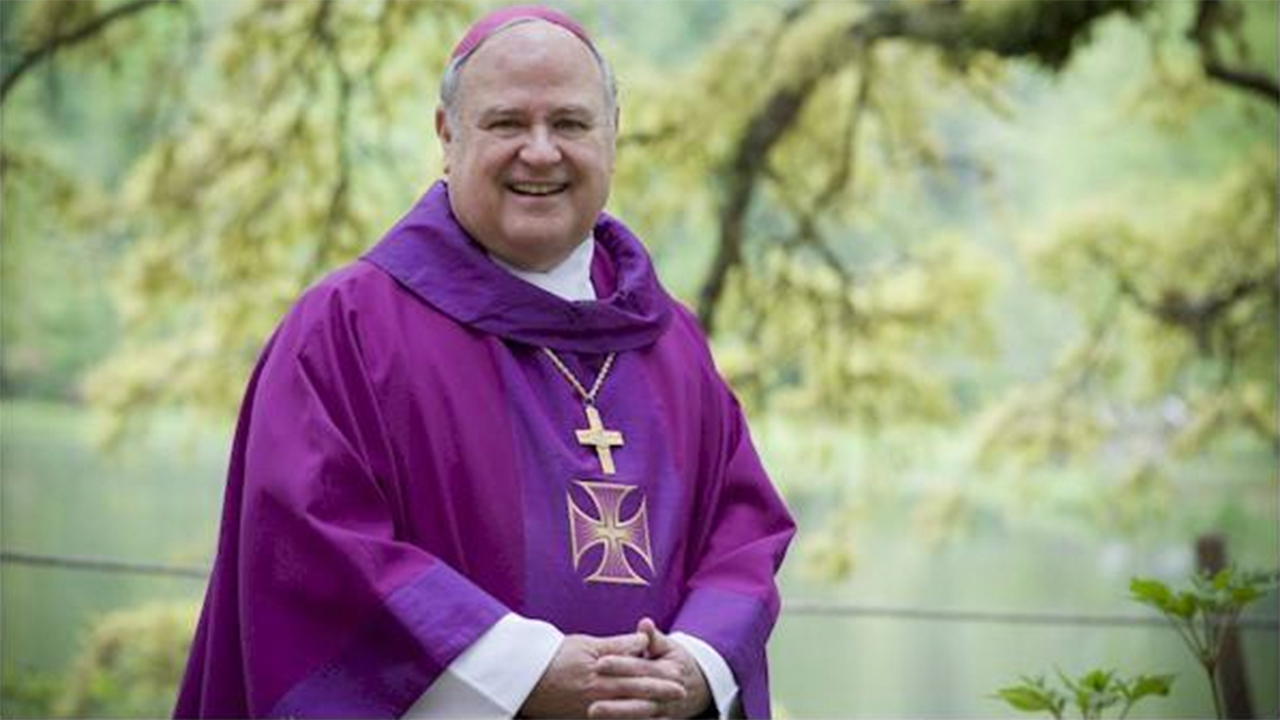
[508,181,569,197]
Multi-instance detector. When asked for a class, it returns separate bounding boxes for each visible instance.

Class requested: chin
[504,228,584,259]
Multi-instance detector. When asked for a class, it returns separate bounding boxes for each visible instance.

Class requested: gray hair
[439,18,618,129]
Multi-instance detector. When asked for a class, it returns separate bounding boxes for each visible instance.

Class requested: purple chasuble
[174,182,795,719]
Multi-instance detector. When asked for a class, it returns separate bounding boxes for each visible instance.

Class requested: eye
[484,117,524,134]
[555,118,591,134]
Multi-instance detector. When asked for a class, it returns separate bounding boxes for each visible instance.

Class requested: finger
[592,674,687,702]
[588,698,663,719]
[594,631,649,657]
[640,619,675,656]
[637,617,658,638]
[595,655,684,684]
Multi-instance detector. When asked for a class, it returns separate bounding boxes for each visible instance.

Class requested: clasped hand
[520,618,711,719]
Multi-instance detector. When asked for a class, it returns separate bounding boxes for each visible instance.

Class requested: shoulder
[294,260,400,318]
[266,262,373,347]
[287,259,459,333]
[269,259,463,362]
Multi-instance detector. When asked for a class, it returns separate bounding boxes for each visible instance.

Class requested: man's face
[437,22,617,272]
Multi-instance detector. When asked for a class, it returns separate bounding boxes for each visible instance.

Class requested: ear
[435,106,453,173]
[605,107,621,176]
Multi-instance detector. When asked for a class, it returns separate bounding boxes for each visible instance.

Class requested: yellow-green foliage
[2,1,1275,565]
[717,235,998,427]
[80,1,471,443]
[612,3,1001,430]
[55,601,200,718]
[48,0,1006,442]
[17,2,102,49]
[982,151,1278,467]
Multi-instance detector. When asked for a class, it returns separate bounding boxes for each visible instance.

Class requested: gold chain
[542,348,616,405]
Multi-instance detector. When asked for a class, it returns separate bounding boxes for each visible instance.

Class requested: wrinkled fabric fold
[271,564,506,718]
[364,181,671,353]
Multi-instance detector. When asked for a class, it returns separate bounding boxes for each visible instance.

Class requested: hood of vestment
[363,181,673,353]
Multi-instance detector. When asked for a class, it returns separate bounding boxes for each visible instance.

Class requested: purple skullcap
[450,5,596,62]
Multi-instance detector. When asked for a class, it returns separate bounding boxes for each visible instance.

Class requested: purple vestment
[174,182,795,719]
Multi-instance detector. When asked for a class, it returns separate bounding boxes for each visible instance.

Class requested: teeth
[510,182,565,196]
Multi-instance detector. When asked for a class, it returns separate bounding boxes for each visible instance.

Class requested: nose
[518,125,562,166]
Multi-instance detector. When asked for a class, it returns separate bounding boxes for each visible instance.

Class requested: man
[174,6,794,719]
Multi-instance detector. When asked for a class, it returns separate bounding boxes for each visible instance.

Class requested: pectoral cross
[575,405,624,475]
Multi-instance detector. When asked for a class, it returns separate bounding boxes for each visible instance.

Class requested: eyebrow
[475,104,598,122]
[551,104,597,117]
[475,106,520,122]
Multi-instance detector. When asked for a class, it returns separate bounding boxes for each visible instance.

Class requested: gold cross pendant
[575,405,625,475]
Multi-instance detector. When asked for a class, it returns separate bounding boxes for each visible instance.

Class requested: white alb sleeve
[401,612,563,718]
[669,631,742,719]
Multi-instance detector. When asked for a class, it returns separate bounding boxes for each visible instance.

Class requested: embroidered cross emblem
[568,481,653,585]
[575,405,624,475]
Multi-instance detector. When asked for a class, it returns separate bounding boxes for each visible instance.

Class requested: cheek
[471,147,520,183]
[590,143,616,179]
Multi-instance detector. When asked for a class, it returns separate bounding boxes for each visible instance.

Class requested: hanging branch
[1190,0,1279,106]
[1203,62,1280,105]
[696,0,1147,332]
[1101,248,1275,357]
[1,0,183,104]
[760,59,872,308]
[304,0,356,286]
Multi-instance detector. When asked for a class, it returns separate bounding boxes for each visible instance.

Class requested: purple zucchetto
[449,5,596,62]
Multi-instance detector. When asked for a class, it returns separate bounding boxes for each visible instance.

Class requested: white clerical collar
[488,237,597,302]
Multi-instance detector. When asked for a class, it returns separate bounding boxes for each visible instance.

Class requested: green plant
[1129,568,1279,719]
[54,601,199,718]
[0,668,62,718]
[994,668,1173,719]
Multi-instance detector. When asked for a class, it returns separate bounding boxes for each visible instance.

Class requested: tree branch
[699,78,818,334]
[1203,62,1280,105]
[695,0,1146,332]
[1,0,181,104]
[764,164,856,296]
[754,63,871,320]
[814,60,871,215]
[1095,244,1276,356]
[304,0,355,286]
[1189,0,1279,106]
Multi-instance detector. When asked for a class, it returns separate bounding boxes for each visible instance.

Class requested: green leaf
[993,676,1066,718]
[1231,586,1262,605]
[995,687,1059,713]
[1081,669,1115,691]
[1130,577,1173,610]
[1125,673,1175,702]
[1054,668,1123,719]
[1211,567,1233,590]
[1243,570,1280,590]
[1170,591,1198,619]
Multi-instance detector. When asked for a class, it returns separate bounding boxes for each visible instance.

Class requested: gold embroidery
[568,481,654,585]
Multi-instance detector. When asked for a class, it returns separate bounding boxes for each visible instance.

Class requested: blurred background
[1,0,1277,717]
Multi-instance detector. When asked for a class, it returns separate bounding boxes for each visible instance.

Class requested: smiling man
[174,6,793,720]
[438,14,616,273]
